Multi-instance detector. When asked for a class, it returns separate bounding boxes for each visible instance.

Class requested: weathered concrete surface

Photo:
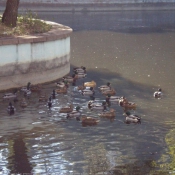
[0,2,175,12]
[0,21,72,91]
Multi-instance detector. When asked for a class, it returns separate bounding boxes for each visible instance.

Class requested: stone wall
[0,21,72,91]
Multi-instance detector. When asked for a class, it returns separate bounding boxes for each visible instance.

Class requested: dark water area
[0,11,175,174]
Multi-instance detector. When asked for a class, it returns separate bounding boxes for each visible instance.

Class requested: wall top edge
[0,21,73,46]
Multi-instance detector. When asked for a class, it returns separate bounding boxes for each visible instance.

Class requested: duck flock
[3,66,163,126]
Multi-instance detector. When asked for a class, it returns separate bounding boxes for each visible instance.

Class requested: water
[0,10,175,174]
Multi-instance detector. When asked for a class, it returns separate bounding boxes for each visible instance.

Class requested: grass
[0,11,52,37]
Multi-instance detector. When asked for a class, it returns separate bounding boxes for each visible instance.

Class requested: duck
[98,82,111,91]
[51,89,56,99]
[81,116,100,126]
[123,111,141,124]
[87,98,103,109]
[105,94,121,104]
[81,87,95,96]
[7,102,16,115]
[56,86,67,94]
[47,97,52,109]
[30,84,42,92]
[119,97,136,111]
[101,88,116,96]
[55,80,69,88]
[3,92,17,100]
[38,93,47,102]
[84,80,96,88]
[24,89,32,97]
[88,101,107,111]
[98,108,116,119]
[73,66,86,73]
[21,82,31,92]
[67,106,81,119]
[74,72,87,79]
[62,74,76,84]
[20,98,28,108]
[153,88,162,99]
[59,104,73,113]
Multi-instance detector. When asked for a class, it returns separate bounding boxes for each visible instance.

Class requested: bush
[0,11,52,37]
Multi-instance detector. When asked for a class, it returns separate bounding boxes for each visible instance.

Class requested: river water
[0,10,175,174]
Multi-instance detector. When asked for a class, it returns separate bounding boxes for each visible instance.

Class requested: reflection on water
[0,11,175,174]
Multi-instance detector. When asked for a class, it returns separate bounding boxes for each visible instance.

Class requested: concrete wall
[0,21,72,91]
[13,0,175,3]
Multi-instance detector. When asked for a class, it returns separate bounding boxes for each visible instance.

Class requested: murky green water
[0,11,175,174]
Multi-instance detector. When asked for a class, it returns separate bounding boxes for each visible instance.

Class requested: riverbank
[1,2,175,13]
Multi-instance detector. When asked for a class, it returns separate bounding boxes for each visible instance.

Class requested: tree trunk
[2,0,20,27]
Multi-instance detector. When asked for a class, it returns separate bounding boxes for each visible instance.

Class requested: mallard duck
[62,74,76,83]
[47,97,52,109]
[73,66,86,73]
[123,111,141,124]
[119,97,136,111]
[153,88,162,99]
[101,88,116,96]
[7,102,16,115]
[20,98,28,108]
[38,93,47,102]
[89,101,107,111]
[3,92,17,99]
[106,95,121,104]
[84,80,96,88]
[81,116,100,125]
[55,80,69,88]
[59,104,73,113]
[67,106,81,118]
[51,89,56,99]
[30,84,42,92]
[98,82,111,91]
[74,72,87,79]
[98,108,116,119]
[81,87,95,96]
[56,86,67,94]
[24,89,31,97]
[21,82,31,92]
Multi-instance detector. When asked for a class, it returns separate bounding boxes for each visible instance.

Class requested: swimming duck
[24,89,31,97]
[20,98,28,108]
[73,66,86,73]
[74,72,87,79]
[84,80,96,88]
[7,102,16,115]
[55,80,69,88]
[21,82,31,92]
[47,97,52,109]
[51,89,56,99]
[56,86,67,94]
[81,87,95,96]
[123,111,141,124]
[3,92,17,99]
[30,84,42,92]
[101,88,116,96]
[67,106,81,119]
[38,93,47,102]
[98,108,116,119]
[119,97,136,111]
[106,95,121,104]
[59,104,73,113]
[81,116,100,126]
[62,74,76,84]
[98,82,111,91]
[153,88,162,99]
[88,101,107,111]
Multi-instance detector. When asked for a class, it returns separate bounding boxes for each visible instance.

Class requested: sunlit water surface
[0,11,175,174]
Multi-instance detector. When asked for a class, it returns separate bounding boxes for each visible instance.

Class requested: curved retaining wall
[0,21,72,91]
